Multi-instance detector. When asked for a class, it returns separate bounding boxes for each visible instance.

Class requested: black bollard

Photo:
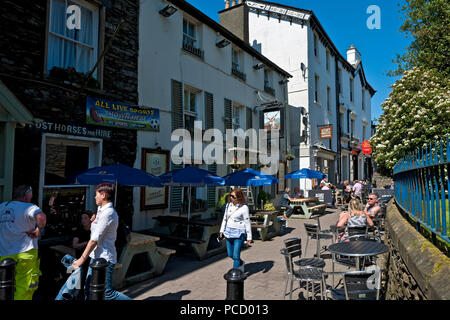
[224,268,246,300]
[0,258,16,300]
[89,258,108,300]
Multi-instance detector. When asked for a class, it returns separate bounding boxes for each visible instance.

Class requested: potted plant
[286,152,295,161]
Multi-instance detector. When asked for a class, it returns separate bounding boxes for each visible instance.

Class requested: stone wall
[381,200,450,300]
[0,0,140,226]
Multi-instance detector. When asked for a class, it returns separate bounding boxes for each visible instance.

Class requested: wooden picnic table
[112,232,175,289]
[289,197,327,219]
[147,215,226,260]
[250,210,282,241]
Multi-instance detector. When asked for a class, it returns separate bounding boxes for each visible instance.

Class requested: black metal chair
[321,269,382,300]
[284,238,326,269]
[303,217,334,258]
[280,242,324,300]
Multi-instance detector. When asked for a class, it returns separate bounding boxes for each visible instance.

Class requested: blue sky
[185,0,413,123]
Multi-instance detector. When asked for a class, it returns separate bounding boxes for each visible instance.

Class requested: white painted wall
[134,0,288,231]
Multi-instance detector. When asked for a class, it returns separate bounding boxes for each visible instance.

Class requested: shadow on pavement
[144,289,191,300]
[243,260,274,277]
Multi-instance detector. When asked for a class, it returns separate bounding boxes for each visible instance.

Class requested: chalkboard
[308,190,334,207]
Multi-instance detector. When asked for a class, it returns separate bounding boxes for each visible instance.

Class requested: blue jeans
[84,259,132,300]
[225,233,246,269]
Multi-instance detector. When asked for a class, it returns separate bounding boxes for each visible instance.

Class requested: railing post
[0,258,16,300]
[89,258,108,300]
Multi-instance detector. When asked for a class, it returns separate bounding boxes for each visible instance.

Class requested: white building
[134,0,291,230]
[219,0,376,192]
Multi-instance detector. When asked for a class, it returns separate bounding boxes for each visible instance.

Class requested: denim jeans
[84,258,132,300]
[225,233,246,269]
[55,255,83,300]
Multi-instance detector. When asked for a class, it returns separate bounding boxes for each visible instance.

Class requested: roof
[167,0,292,78]
[220,0,375,96]
[0,79,34,123]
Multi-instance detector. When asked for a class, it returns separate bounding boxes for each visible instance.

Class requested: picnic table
[289,197,327,219]
[250,210,282,241]
[112,232,175,289]
[146,215,226,260]
[51,233,175,290]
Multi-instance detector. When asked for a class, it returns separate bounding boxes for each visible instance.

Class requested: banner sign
[86,96,159,131]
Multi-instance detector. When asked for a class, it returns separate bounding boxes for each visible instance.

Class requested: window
[351,118,355,138]
[350,78,354,102]
[232,103,243,130]
[326,50,330,71]
[337,68,342,95]
[340,112,345,134]
[314,74,320,104]
[313,33,318,58]
[362,124,366,142]
[47,0,99,76]
[183,86,201,135]
[327,86,331,112]
[183,19,197,48]
[232,48,241,71]
[362,89,365,110]
[41,135,102,239]
[264,69,272,88]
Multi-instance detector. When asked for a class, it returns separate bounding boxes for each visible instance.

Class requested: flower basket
[48,66,100,89]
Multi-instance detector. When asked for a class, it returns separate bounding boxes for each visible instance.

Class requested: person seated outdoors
[364,194,382,219]
[336,198,374,241]
[343,180,352,204]
[292,187,304,199]
[280,187,296,226]
[320,182,330,190]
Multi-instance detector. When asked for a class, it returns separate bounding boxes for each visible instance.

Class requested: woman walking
[71,183,131,300]
[219,188,252,272]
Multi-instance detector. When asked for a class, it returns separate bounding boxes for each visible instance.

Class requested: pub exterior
[0,0,142,297]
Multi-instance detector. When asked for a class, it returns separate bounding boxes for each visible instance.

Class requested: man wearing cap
[0,185,47,300]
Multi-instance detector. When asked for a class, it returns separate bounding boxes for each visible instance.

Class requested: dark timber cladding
[167,0,292,79]
[0,0,140,227]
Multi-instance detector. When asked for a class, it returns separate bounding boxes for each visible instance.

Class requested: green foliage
[388,0,450,77]
[257,190,269,206]
[264,202,276,211]
[217,192,230,209]
[371,67,450,176]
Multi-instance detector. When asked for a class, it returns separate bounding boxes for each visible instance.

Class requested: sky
[185,0,413,123]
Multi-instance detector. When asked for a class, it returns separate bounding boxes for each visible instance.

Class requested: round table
[327,240,388,270]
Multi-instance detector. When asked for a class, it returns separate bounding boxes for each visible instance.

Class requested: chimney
[346,45,361,66]
[225,1,230,9]
[232,0,237,6]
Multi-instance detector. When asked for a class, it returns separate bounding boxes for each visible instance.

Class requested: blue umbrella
[73,162,163,205]
[285,168,327,180]
[158,166,225,238]
[223,168,278,186]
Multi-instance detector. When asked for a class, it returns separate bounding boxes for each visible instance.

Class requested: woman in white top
[219,188,252,271]
[72,183,131,300]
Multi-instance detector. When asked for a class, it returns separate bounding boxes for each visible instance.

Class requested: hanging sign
[362,140,372,155]
[319,125,333,139]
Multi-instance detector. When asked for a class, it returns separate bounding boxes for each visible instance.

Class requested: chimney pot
[225,1,230,9]
[232,0,237,6]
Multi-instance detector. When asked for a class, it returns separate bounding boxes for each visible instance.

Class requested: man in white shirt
[0,185,46,300]
[72,183,131,300]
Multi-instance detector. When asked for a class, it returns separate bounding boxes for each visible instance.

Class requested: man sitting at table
[292,187,304,199]
[280,187,296,226]
[364,194,382,219]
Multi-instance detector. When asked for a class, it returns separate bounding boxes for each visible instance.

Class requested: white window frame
[232,103,244,130]
[39,133,102,211]
[47,0,99,76]
[183,18,197,48]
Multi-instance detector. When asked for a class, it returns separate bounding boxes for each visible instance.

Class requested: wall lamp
[159,5,177,17]
[253,62,265,70]
[279,79,289,85]
[216,38,231,48]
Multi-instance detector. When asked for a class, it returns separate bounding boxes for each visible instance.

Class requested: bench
[290,198,327,219]
[146,222,226,261]
[250,211,282,241]
[112,232,175,289]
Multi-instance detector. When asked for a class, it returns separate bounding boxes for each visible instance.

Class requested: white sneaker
[239,261,245,272]
[285,220,288,228]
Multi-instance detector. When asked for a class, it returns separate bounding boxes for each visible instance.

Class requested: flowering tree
[370,67,450,177]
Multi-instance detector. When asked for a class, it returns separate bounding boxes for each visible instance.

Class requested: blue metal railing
[393,134,450,244]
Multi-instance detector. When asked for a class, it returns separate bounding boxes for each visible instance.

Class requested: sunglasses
[24,186,32,195]
[230,195,236,199]
[368,198,376,200]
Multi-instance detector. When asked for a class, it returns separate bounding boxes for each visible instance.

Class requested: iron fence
[393,135,450,244]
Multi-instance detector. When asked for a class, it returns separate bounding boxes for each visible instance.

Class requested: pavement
[122,207,351,300]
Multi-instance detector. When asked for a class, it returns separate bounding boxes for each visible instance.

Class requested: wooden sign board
[320,125,333,139]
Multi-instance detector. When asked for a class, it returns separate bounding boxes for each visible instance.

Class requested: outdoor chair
[280,246,324,300]
[321,269,382,300]
[284,238,326,269]
[303,217,334,258]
